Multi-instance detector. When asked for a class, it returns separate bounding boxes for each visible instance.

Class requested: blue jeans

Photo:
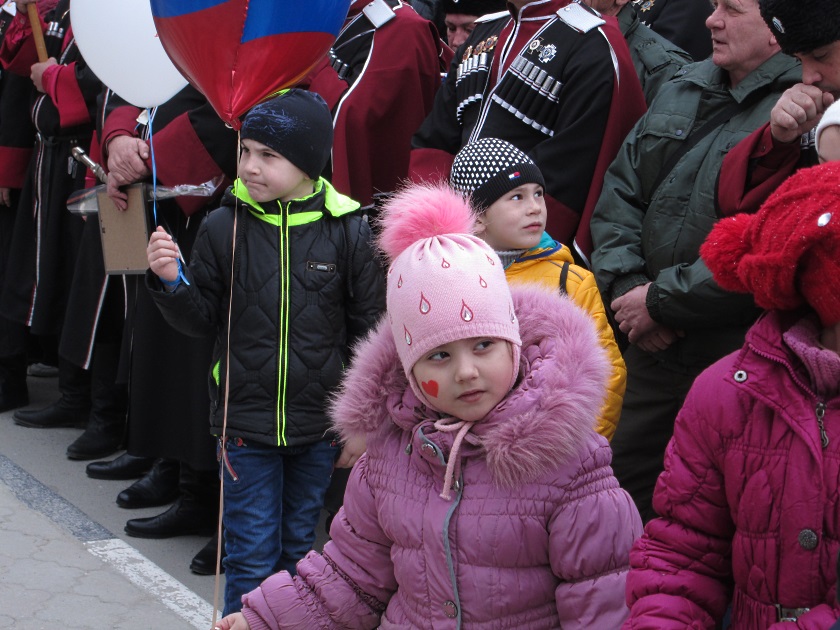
[220,437,339,615]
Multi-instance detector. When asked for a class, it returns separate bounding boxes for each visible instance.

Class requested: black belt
[776,605,810,622]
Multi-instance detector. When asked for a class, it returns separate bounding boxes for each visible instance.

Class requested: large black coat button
[798,529,818,550]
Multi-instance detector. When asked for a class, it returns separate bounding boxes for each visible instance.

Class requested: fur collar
[330,284,609,487]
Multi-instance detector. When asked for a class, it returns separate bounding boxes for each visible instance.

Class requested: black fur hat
[759,0,840,55]
[442,0,507,17]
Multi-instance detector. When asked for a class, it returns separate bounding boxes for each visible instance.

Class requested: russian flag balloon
[150,0,350,128]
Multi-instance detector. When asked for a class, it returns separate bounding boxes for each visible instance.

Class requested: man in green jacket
[590,0,801,522]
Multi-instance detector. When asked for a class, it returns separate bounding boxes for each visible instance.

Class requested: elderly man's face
[797,41,840,100]
[706,0,778,87]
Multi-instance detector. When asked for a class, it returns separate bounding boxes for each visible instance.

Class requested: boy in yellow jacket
[450,137,625,439]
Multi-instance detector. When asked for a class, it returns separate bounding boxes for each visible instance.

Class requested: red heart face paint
[421,380,439,398]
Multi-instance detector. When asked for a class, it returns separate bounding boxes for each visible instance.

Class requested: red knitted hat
[701,162,840,326]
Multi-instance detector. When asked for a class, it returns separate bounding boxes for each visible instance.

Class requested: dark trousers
[609,345,701,523]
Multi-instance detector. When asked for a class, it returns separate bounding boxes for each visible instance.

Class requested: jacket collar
[226,177,360,221]
[511,231,566,265]
[512,0,571,21]
[736,310,838,457]
[331,283,609,487]
[615,3,638,37]
[743,310,799,366]
[676,52,800,101]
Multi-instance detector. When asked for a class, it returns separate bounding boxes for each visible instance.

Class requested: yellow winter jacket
[504,234,625,441]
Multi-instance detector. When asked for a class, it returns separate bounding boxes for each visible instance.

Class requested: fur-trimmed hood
[331,283,609,487]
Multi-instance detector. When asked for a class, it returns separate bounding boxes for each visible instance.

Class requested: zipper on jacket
[276,200,291,445]
[816,402,829,449]
[442,472,464,629]
[749,344,830,451]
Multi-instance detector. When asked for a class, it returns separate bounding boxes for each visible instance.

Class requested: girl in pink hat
[215,181,642,630]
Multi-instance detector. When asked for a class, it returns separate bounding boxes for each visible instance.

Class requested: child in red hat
[624,161,840,629]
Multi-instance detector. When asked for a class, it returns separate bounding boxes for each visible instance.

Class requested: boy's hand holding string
[147,226,182,291]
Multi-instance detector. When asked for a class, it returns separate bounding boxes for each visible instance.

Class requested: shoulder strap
[474,10,510,24]
[556,3,605,33]
[329,0,401,83]
[361,0,398,28]
[558,261,570,296]
[649,87,770,197]
[341,213,358,300]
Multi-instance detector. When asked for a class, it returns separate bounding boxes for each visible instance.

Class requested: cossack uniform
[305,0,451,208]
[410,0,646,265]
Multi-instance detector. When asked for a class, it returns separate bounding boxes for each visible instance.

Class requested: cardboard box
[97,184,150,275]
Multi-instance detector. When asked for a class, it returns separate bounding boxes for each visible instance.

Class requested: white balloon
[71,0,187,108]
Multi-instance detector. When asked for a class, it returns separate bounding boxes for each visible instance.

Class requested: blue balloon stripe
[150,0,227,19]
[241,1,347,42]
[151,0,349,35]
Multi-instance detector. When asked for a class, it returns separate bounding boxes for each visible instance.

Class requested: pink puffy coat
[240,285,642,629]
[625,311,840,629]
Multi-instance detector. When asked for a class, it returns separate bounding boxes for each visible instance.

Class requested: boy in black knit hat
[145,89,385,615]
[450,137,626,443]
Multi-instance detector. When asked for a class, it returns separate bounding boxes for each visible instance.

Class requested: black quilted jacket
[146,178,385,447]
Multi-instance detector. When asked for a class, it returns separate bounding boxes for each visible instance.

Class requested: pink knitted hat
[378,182,522,409]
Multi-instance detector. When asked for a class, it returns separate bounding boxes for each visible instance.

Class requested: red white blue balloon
[151,0,350,128]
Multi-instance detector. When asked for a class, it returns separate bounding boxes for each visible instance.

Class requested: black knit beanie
[240,89,333,180]
[450,138,545,211]
[759,0,840,55]
[442,0,507,16]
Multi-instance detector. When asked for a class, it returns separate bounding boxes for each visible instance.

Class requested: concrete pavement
[0,374,223,629]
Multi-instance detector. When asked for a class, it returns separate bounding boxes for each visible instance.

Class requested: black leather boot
[117,459,180,509]
[86,453,154,480]
[14,358,90,428]
[124,495,216,539]
[124,462,219,538]
[0,353,28,413]
[190,532,226,575]
[66,343,127,460]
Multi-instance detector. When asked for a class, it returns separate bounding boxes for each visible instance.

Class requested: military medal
[538,44,556,63]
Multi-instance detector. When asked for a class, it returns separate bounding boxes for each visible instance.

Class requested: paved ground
[0,372,327,629]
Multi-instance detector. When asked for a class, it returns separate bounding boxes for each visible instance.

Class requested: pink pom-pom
[377,181,477,262]
[700,213,754,293]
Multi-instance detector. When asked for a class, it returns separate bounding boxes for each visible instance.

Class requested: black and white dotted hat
[450,138,545,211]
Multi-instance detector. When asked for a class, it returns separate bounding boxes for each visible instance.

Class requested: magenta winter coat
[625,310,840,629]
[239,285,642,630]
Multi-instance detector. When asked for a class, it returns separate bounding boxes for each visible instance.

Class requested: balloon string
[148,107,158,227]
[148,106,189,286]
